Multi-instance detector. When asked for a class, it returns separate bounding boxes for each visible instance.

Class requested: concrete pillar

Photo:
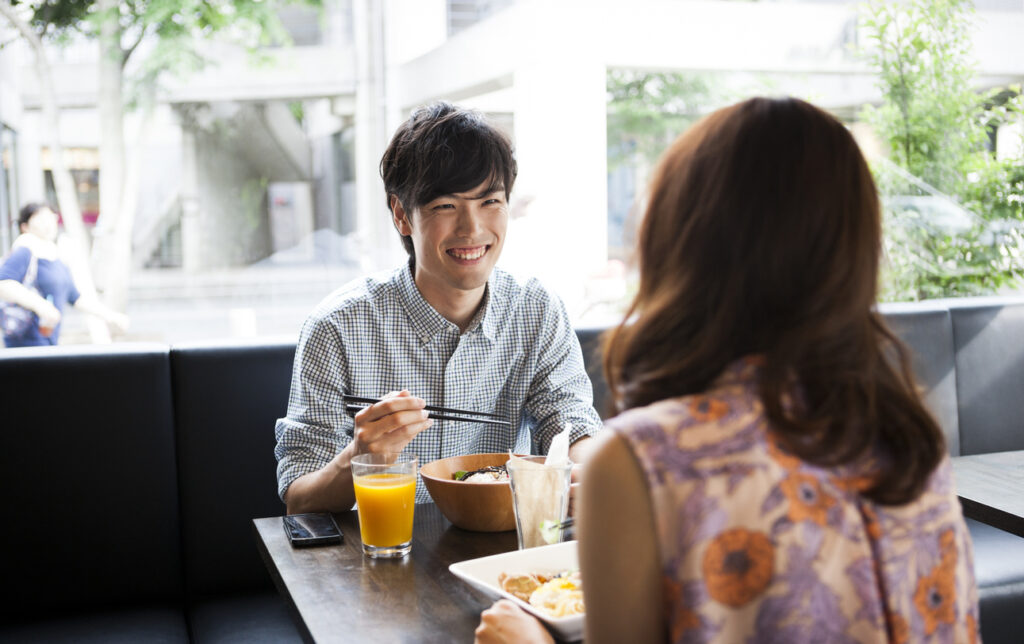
[353,0,403,274]
[180,125,202,272]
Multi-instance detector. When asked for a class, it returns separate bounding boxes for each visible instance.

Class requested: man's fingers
[373,419,433,453]
[368,407,429,433]
[356,394,425,423]
[358,419,433,454]
[355,409,432,447]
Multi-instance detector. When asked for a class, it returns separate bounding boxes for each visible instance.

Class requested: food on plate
[498,570,584,618]
[452,465,509,483]
[497,571,544,601]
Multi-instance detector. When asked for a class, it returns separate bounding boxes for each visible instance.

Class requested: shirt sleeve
[0,247,31,283]
[274,312,355,501]
[523,287,604,455]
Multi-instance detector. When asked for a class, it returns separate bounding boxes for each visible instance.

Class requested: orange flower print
[662,576,700,641]
[885,612,910,644]
[670,606,701,641]
[780,472,836,526]
[766,437,802,471]
[689,396,730,423]
[835,473,876,494]
[938,528,957,566]
[966,613,979,644]
[913,562,957,635]
[861,504,882,540]
[702,528,774,608]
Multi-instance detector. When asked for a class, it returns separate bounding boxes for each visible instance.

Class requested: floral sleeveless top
[609,358,980,643]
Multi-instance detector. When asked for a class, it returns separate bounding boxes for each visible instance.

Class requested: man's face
[393,180,508,304]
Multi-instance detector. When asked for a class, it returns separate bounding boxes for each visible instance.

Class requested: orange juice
[353,473,416,547]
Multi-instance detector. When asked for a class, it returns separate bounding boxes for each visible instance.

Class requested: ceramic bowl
[420,453,516,532]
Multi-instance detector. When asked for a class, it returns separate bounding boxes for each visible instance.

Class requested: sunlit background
[0,0,1022,345]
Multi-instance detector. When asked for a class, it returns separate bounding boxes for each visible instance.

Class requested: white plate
[449,541,583,642]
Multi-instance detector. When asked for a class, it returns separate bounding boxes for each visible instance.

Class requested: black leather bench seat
[0,606,189,644]
[188,592,303,643]
[3,299,1024,643]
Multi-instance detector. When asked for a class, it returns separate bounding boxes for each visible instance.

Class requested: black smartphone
[283,513,343,547]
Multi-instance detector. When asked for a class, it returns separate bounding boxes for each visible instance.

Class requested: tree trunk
[0,2,111,341]
[1,3,112,341]
[92,0,130,312]
[0,2,89,254]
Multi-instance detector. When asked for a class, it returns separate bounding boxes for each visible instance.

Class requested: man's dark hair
[380,102,517,258]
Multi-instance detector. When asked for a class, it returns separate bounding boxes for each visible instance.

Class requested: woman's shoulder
[12,234,58,260]
[606,377,763,451]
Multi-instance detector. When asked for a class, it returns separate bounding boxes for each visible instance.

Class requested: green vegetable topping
[539,520,561,544]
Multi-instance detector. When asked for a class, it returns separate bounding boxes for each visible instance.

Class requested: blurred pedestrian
[0,202,128,347]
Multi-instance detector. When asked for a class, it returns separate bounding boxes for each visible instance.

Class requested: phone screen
[283,513,342,547]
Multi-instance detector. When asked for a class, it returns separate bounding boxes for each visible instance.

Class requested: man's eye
[432,203,455,210]
[484,199,502,206]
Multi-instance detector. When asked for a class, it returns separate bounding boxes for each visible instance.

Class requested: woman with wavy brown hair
[475,98,979,644]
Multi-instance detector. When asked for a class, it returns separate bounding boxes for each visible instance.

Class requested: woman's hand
[105,310,130,334]
[35,298,61,330]
[474,600,553,644]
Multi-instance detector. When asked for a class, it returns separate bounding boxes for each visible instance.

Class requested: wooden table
[952,450,1024,538]
[254,503,518,643]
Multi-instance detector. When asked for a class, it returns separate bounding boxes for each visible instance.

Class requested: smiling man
[275,103,603,513]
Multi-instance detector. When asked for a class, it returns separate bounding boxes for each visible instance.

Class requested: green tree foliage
[13,0,305,101]
[606,69,718,169]
[859,0,1024,300]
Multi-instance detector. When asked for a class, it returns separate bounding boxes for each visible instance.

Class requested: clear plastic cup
[506,455,573,549]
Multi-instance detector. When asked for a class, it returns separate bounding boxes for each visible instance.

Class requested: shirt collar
[466,280,498,341]
[395,260,498,344]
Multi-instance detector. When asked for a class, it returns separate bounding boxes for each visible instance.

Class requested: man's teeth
[449,247,486,260]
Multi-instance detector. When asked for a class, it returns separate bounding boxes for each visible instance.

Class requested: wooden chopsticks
[343,395,512,428]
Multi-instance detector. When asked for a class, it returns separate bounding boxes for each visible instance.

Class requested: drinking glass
[351,453,417,558]
[506,455,573,549]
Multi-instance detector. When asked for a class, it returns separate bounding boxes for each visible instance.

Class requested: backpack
[0,249,41,338]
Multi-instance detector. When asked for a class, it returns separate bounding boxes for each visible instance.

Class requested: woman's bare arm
[579,432,664,644]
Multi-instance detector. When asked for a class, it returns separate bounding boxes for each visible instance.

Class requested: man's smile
[446,245,490,263]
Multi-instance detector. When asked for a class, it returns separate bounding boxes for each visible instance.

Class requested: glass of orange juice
[351,453,417,558]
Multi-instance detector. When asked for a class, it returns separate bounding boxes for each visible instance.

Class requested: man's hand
[475,600,554,644]
[353,390,434,455]
[284,389,433,514]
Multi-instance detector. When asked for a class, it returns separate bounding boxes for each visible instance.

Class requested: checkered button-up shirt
[274,262,603,503]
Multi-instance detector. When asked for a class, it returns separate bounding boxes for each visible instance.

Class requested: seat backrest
[0,344,183,619]
[577,307,963,455]
[949,301,1024,455]
[576,327,612,419]
[879,304,961,455]
[170,339,295,600]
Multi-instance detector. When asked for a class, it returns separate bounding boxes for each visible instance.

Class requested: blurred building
[1,0,1023,338]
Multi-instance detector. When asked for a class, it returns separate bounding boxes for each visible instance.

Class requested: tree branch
[122,23,147,68]
[0,1,40,46]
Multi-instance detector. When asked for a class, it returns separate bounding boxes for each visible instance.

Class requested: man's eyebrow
[470,185,505,199]
[430,184,506,202]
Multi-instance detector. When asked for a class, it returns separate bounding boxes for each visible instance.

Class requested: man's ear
[391,196,413,235]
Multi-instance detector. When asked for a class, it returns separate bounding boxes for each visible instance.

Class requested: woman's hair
[602,97,944,505]
[18,202,51,229]
[380,102,517,259]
